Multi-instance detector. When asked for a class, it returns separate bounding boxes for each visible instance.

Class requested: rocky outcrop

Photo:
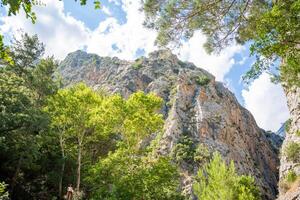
[60,49,281,199]
[278,86,300,200]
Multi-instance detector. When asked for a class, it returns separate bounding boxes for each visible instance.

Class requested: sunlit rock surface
[60,49,282,200]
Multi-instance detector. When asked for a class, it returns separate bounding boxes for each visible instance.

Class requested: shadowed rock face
[60,49,281,199]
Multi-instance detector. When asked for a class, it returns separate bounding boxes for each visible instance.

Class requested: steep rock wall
[60,49,281,199]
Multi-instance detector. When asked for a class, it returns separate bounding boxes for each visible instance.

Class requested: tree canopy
[193,152,261,200]
[143,0,300,87]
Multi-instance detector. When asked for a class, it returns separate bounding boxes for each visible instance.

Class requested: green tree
[193,152,261,200]
[121,91,164,150]
[0,182,9,200]
[85,90,182,199]
[87,149,183,200]
[0,34,59,199]
[143,0,300,87]
[45,83,107,193]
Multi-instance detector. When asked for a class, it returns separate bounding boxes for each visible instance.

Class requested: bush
[193,152,261,200]
[172,136,195,163]
[172,136,211,166]
[285,142,300,162]
[87,149,184,200]
[295,130,300,137]
[286,170,297,183]
[132,58,143,69]
[194,144,210,164]
[0,182,9,200]
[285,119,292,133]
[195,74,210,86]
[279,170,298,192]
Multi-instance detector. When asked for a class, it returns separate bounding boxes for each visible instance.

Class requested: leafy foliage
[0,182,9,200]
[143,0,300,88]
[83,91,182,200]
[45,83,108,192]
[0,34,60,199]
[193,152,261,200]
[286,170,297,183]
[195,74,210,86]
[194,144,210,164]
[172,136,210,165]
[279,170,299,192]
[172,136,196,164]
[284,142,300,162]
[132,58,144,69]
[285,119,292,133]
[87,149,183,200]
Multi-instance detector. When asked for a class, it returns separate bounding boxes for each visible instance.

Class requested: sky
[0,0,290,132]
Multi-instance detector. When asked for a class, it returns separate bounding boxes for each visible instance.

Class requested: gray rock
[278,86,300,200]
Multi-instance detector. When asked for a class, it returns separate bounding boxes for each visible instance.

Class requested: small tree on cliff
[193,152,261,200]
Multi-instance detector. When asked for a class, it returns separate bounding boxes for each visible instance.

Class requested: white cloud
[85,0,157,60]
[242,73,289,131]
[0,0,90,59]
[102,6,112,16]
[175,31,243,81]
[108,0,121,6]
[0,0,242,79]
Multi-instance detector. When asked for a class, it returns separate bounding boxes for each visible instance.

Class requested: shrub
[285,119,292,133]
[285,142,300,162]
[195,74,210,86]
[172,136,210,168]
[279,170,298,192]
[132,58,143,69]
[193,152,261,200]
[286,170,297,183]
[172,136,195,163]
[295,130,300,137]
[0,182,9,200]
[194,144,210,164]
[87,149,184,200]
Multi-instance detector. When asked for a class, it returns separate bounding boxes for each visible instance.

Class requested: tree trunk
[76,143,82,191]
[59,136,65,199]
[11,157,22,193]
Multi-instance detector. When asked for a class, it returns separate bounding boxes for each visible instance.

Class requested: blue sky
[0,0,289,131]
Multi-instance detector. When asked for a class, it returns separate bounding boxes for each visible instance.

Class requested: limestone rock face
[278,86,300,200]
[60,50,281,199]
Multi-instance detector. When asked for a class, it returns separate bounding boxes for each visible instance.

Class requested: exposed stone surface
[278,86,300,200]
[60,49,282,200]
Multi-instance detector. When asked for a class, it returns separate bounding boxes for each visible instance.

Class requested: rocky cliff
[278,86,300,200]
[60,49,282,199]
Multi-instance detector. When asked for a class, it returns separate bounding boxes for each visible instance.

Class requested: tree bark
[76,142,82,191]
[11,157,22,193]
[59,135,65,199]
